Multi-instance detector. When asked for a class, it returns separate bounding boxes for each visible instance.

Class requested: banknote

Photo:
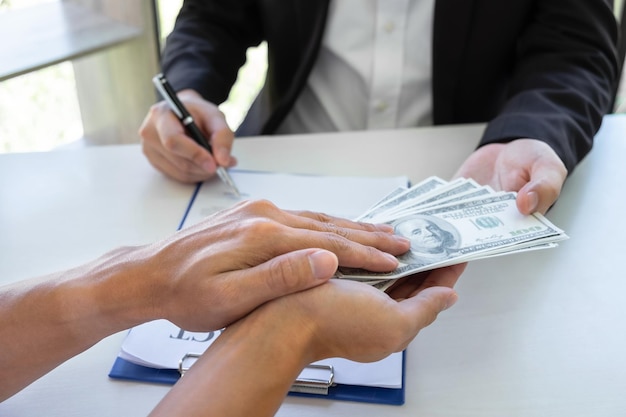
[338,177,568,286]
[355,176,448,222]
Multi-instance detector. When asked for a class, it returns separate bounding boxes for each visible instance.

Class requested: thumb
[399,286,458,331]
[200,108,235,167]
[516,150,567,215]
[210,127,236,167]
[239,248,338,306]
[516,176,562,215]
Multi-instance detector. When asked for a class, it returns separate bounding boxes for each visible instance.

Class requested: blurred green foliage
[0,0,266,153]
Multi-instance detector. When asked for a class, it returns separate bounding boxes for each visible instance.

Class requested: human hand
[454,139,567,215]
[384,261,467,301]
[267,262,464,364]
[139,89,237,183]
[135,199,410,332]
[148,262,462,417]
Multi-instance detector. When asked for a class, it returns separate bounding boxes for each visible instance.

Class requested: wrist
[151,296,318,417]
[62,245,160,338]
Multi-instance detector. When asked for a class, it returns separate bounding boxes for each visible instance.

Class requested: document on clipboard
[110,319,405,404]
[109,170,410,405]
[178,169,410,228]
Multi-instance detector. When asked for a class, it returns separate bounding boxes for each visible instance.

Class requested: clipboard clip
[179,353,334,395]
[178,352,201,376]
[290,364,335,395]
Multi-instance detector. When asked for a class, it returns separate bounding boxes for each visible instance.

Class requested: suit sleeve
[479,0,620,174]
[160,0,264,105]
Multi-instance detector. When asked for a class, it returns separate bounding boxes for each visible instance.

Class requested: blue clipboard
[108,352,405,405]
[109,179,407,406]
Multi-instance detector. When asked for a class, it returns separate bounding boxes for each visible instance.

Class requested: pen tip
[216,167,242,198]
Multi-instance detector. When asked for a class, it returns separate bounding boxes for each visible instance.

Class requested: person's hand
[139,89,237,183]
[131,199,410,331]
[454,139,567,215]
[149,262,463,417]
[384,261,468,300]
[260,262,464,364]
[310,263,463,363]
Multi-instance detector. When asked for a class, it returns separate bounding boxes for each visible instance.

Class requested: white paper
[182,170,409,227]
[119,319,221,369]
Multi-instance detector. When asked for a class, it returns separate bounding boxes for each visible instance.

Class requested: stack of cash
[336,176,568,290]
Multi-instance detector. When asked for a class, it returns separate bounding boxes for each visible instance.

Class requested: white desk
[1,116,625,416]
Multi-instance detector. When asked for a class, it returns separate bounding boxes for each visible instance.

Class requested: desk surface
[1,117,625,416]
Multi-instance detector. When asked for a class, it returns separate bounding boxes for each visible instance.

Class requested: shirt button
[383,21,396,33]
[374,101,389,112]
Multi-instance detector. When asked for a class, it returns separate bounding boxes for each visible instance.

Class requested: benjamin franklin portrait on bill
[392,214,461,268]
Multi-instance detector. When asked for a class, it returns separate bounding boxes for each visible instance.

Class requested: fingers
[143,138,213,183]
[229,217,403,272]
[200,109,236,169]
[516,173,566,215]
[386,262,466,300]
[317,282,459,358]
[288,209,395,233]
[386,276,461,353]
[516,152,567,215]
[398,286,458,333]
[221,249,338,326]
[280,209,410,257]
[453,139,568,216]
[217,200,410,270]
[179,90,235,169]
[138,91,235,184]
[409,262,465,295]
[269,224,408,272]
[140,103,214,183]
[265,249,338,291]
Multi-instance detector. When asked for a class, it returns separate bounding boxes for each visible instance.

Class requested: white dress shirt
[277,0,434,134]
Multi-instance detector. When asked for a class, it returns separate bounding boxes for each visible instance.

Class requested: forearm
[149,301,315,417]
[481,0,619,172]
[0,247,156,400]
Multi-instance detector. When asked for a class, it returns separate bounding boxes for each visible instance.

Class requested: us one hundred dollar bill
[338,176,568,289]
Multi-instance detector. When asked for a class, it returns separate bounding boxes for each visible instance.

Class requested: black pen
[152,73,241,197]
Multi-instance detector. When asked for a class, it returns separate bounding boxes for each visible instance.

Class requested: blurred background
[0,0,267,152]
[0,0,622,154]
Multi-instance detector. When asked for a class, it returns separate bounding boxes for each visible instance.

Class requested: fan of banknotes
[335,176,568,291]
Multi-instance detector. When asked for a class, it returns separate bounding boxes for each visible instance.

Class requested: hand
[148,263,462,417]
[385,261,468,301]
[139,89,237,183]
[0,199,409,402]
[454,139,567,215]
[261,262,464,364]
[134,199,410,331]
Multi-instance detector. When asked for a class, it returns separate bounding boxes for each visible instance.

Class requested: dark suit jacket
[162,0,619,173]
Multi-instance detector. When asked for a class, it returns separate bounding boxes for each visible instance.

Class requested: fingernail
[384,253,399,265]
[309,250,337,280]
[394,235,410,245]
[527,191,539,213]
[216,147,230,164]
[444,292,459,310]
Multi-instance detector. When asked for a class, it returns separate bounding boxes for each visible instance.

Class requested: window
[0,0,159,152]
[0,0,267,153]
[0,0,82,152]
